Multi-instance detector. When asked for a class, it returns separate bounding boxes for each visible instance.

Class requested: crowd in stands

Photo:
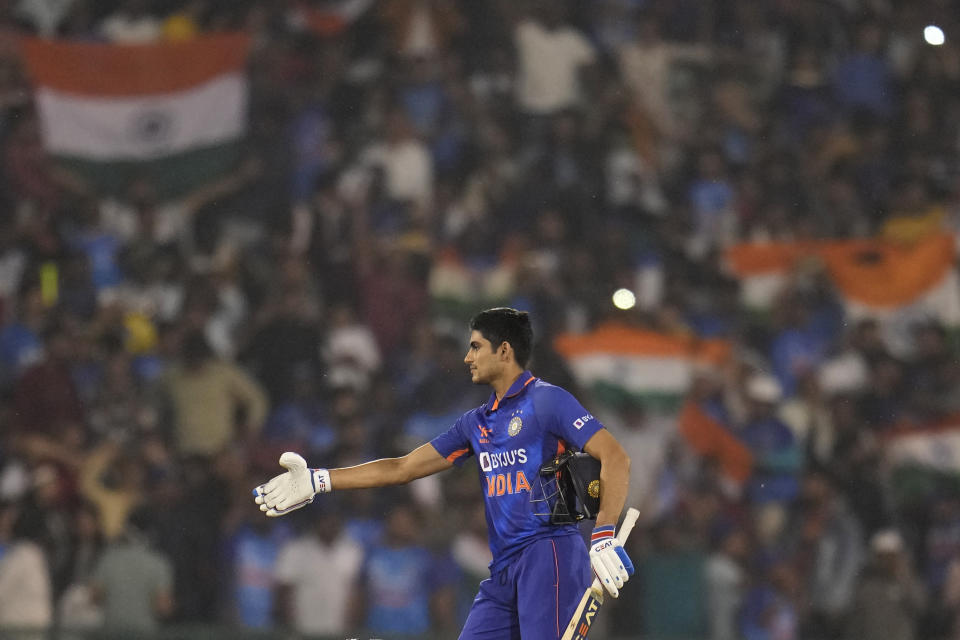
[2,0,960,638]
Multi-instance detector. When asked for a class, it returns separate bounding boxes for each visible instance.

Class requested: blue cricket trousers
[459,533,592,639]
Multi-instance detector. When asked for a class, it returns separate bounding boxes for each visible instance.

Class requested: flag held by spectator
[885,420,960,475]
[677,401,753,490]
[554,324,730,413]
[725,235,960,347]
[21,33,250,198]
[822,234,960,326]
[883,418,960,505]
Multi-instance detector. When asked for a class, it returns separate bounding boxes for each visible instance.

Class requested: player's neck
[491,367,526,402]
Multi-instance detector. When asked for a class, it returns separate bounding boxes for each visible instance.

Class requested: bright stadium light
[925,25,945,46]
[612,288,636,310]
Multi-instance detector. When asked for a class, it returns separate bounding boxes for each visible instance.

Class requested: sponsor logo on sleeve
[572,414,594,430]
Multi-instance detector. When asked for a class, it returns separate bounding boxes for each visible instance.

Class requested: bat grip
[590,507,640,591]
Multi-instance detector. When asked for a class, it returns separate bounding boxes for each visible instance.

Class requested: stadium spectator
[19,464,74,598]
[261,362,337,459]
[2,1,960,637]
[353,499,456,636]
[617,11,712,145]
[274,503,363,636]
[831,18,896,120]
[164,330,268,459]
[238,256,323,391]
[9,315,86,474]
[739,553,800,640]
[78,441,144,542]
[845,529,926,640]
[224,507,290,629]
[378,0,464,61]
[322,302,382,392]
[739,373,802,506]
[88,507,174,633]
[56,500,104,632]
[789,469,865,640]
[161,0,205,41]
[0,498,53,635]
[705,523,749,640]
[0,282,44,390]
[604,395,676,525]
[514,1,596,118]
[98,0,161,43]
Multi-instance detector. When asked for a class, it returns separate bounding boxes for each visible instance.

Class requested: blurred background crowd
[2,0,960,638]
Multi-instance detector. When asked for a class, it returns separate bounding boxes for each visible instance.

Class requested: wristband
[591,525,615,544]
[311,468,332,494]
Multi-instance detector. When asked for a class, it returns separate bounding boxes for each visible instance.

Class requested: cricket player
[254,307,633,639]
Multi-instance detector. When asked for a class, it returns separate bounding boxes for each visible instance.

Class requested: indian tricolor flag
[21,34,250,198]
[725,234,960,349]
[553,324,730,412]
[884,417,960,505]
[678,401,753,491]
[429,246,518,322]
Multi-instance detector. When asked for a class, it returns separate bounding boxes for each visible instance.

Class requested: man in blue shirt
[357,500,455,636]
[254,307,634,639]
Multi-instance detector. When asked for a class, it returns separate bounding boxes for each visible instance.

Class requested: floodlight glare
[612,288,636,310]
[924,25,945,46]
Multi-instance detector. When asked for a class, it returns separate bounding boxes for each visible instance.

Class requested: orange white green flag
[21,33,250,198]
[883,417,960,506]
[553,323,730,413]
[724,234,960,350]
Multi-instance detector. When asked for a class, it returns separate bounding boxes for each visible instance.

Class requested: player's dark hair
[470,307,533,368]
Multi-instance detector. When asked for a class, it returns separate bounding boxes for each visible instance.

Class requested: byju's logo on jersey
[572,414,594,430]
[481,448,532,497]
[479,448,527,472]
[508,416,523,436]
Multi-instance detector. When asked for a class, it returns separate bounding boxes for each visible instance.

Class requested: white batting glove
[589,525,635,598]
[252,452,332,517]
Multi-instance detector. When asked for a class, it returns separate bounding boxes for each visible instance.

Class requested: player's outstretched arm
[252,444,454,517]
[330,442,454,489]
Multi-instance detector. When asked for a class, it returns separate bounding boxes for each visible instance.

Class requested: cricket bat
[561,507,640,640]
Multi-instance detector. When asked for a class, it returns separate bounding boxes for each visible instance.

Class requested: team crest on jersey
[588,479,601,499]
[508,416,523,437]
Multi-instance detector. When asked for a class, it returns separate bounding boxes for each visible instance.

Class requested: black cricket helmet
[532,449,602,524]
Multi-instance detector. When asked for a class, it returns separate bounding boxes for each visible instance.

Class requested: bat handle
[616,507,640,545]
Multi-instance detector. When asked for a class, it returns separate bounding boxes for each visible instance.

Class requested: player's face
[464,330,501,385]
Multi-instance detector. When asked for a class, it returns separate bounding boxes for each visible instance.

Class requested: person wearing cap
[845,528,926,640]
[739,373,803,506]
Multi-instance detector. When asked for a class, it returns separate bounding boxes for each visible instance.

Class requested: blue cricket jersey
[430,371,604,571]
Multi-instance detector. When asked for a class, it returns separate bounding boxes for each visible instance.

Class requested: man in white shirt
[16,0,76,37]
[0,500,53,635]
[617,13,712,140]
[514,3,597,116]
[274,506,364,636]
[98,0,161,43]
